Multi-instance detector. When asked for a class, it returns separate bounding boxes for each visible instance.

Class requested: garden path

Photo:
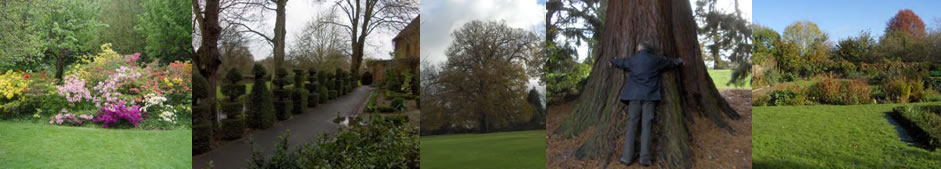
[192,86,374,169]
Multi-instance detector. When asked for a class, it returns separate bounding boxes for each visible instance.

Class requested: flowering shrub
[49,109,94,126]
[58,75,93,103]
[0,70,29,100]
[159,109,177,124]
[93,100,144,128]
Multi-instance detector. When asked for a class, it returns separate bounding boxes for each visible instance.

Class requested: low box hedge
[893,105,941,148]
[219,119,245,140]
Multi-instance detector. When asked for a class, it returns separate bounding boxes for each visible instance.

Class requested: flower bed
[1,44,192,129]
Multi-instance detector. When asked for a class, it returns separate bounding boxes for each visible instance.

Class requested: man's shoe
[639,159,651,167]
[619,157,634,165]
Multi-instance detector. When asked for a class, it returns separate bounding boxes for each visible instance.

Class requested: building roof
[393,15,420,42]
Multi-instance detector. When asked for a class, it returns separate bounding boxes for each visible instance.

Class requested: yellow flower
[173,77,182,84]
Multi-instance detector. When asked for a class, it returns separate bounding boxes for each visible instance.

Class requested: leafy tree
[99,0,145,56]
[36,0,106,80]
[136,0,193,63]
[751,24,781,87]
[886,9,926,40]
[695,0,751,73]
[0,0,44,70]
[424,20,540,133]
[782,20,830,76]
[835,31,875,63]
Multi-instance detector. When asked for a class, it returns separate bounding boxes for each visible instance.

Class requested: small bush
[883,77,919,103]
[808,77,871,105]
[220,119,245,140]
[391,98,406,112]
[246,115,419,169]
[193,123,212,155]
[319,86,328,103]
[752,93,770,106]
[769,87,810,106]
[329,90,338,100]
[275,100,293,121]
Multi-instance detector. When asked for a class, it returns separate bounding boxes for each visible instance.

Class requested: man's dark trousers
[620,100,655,164]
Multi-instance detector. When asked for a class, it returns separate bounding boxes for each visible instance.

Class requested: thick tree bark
[194,0,223,124]
[552,0,740,168]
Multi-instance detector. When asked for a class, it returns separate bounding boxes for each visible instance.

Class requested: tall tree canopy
[553,0,740,168]
[421,20,541,134]
[136,0,194,63]
[886,9,926,40]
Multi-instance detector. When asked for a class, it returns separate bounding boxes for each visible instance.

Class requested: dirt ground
[546,89,752,169]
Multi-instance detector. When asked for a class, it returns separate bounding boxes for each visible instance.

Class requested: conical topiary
[307,68,320,107]
[192,72,212,154]
[248,64,275,129]
[273,68,292,120]
[220,68,245,140]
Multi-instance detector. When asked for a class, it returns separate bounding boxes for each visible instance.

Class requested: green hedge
[319,86,329,103]
[220,119,244,140]
[893,105,941,148]
[293,88,308,115]
[329,90,338,100]
[193,123,212,155]
[275,100,293,121]
[247,115,419,168]
[307,69,320,107]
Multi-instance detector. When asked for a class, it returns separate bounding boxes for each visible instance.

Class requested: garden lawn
[708,69,751,89]
[0,121,191,168]
[753,102,941,168]
[420,130,546,169]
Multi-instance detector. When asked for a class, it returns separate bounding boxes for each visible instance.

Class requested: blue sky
[754,0,941,41]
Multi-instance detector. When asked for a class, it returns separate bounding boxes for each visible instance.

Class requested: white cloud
[420,0,546,66]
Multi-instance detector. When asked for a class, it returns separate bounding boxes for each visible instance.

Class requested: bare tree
[287,10,351,72]
[324,0,418,75]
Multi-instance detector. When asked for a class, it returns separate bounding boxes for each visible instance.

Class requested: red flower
[24,73,29,79]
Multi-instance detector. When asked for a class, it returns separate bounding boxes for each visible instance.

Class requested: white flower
[141,94,168,113]
[159,110,176,124]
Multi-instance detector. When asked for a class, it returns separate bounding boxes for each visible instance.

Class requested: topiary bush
[293,88,308,115]
[319,72,329,102]
[307,69,319,107]
[272,68,293,121]
[248,64,276,129]
[193,123,212,155]
[220,118,245,140]
[329,90,338,100]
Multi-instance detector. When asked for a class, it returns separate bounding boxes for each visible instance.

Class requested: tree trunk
[273,0,287,70]
[552,0,740,168]
[350,37,364,75]
[194,0,223,125]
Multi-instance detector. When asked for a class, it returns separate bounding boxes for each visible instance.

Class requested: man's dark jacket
[609,49,684,101]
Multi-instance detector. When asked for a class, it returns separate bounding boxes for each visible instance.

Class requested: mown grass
[0,121,191,168]
[708,69,751,89]
[420,130,546,169]
[753,102,941,168]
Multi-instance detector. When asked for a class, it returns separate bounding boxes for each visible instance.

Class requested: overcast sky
[245,0,399,61]
[420,0,546,66]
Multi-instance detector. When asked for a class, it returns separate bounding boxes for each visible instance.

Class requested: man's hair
[636,41,654,52]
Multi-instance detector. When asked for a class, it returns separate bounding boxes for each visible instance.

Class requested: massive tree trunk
[273,0,287,71]
[193,0,223,124]
[552,0,740,168]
